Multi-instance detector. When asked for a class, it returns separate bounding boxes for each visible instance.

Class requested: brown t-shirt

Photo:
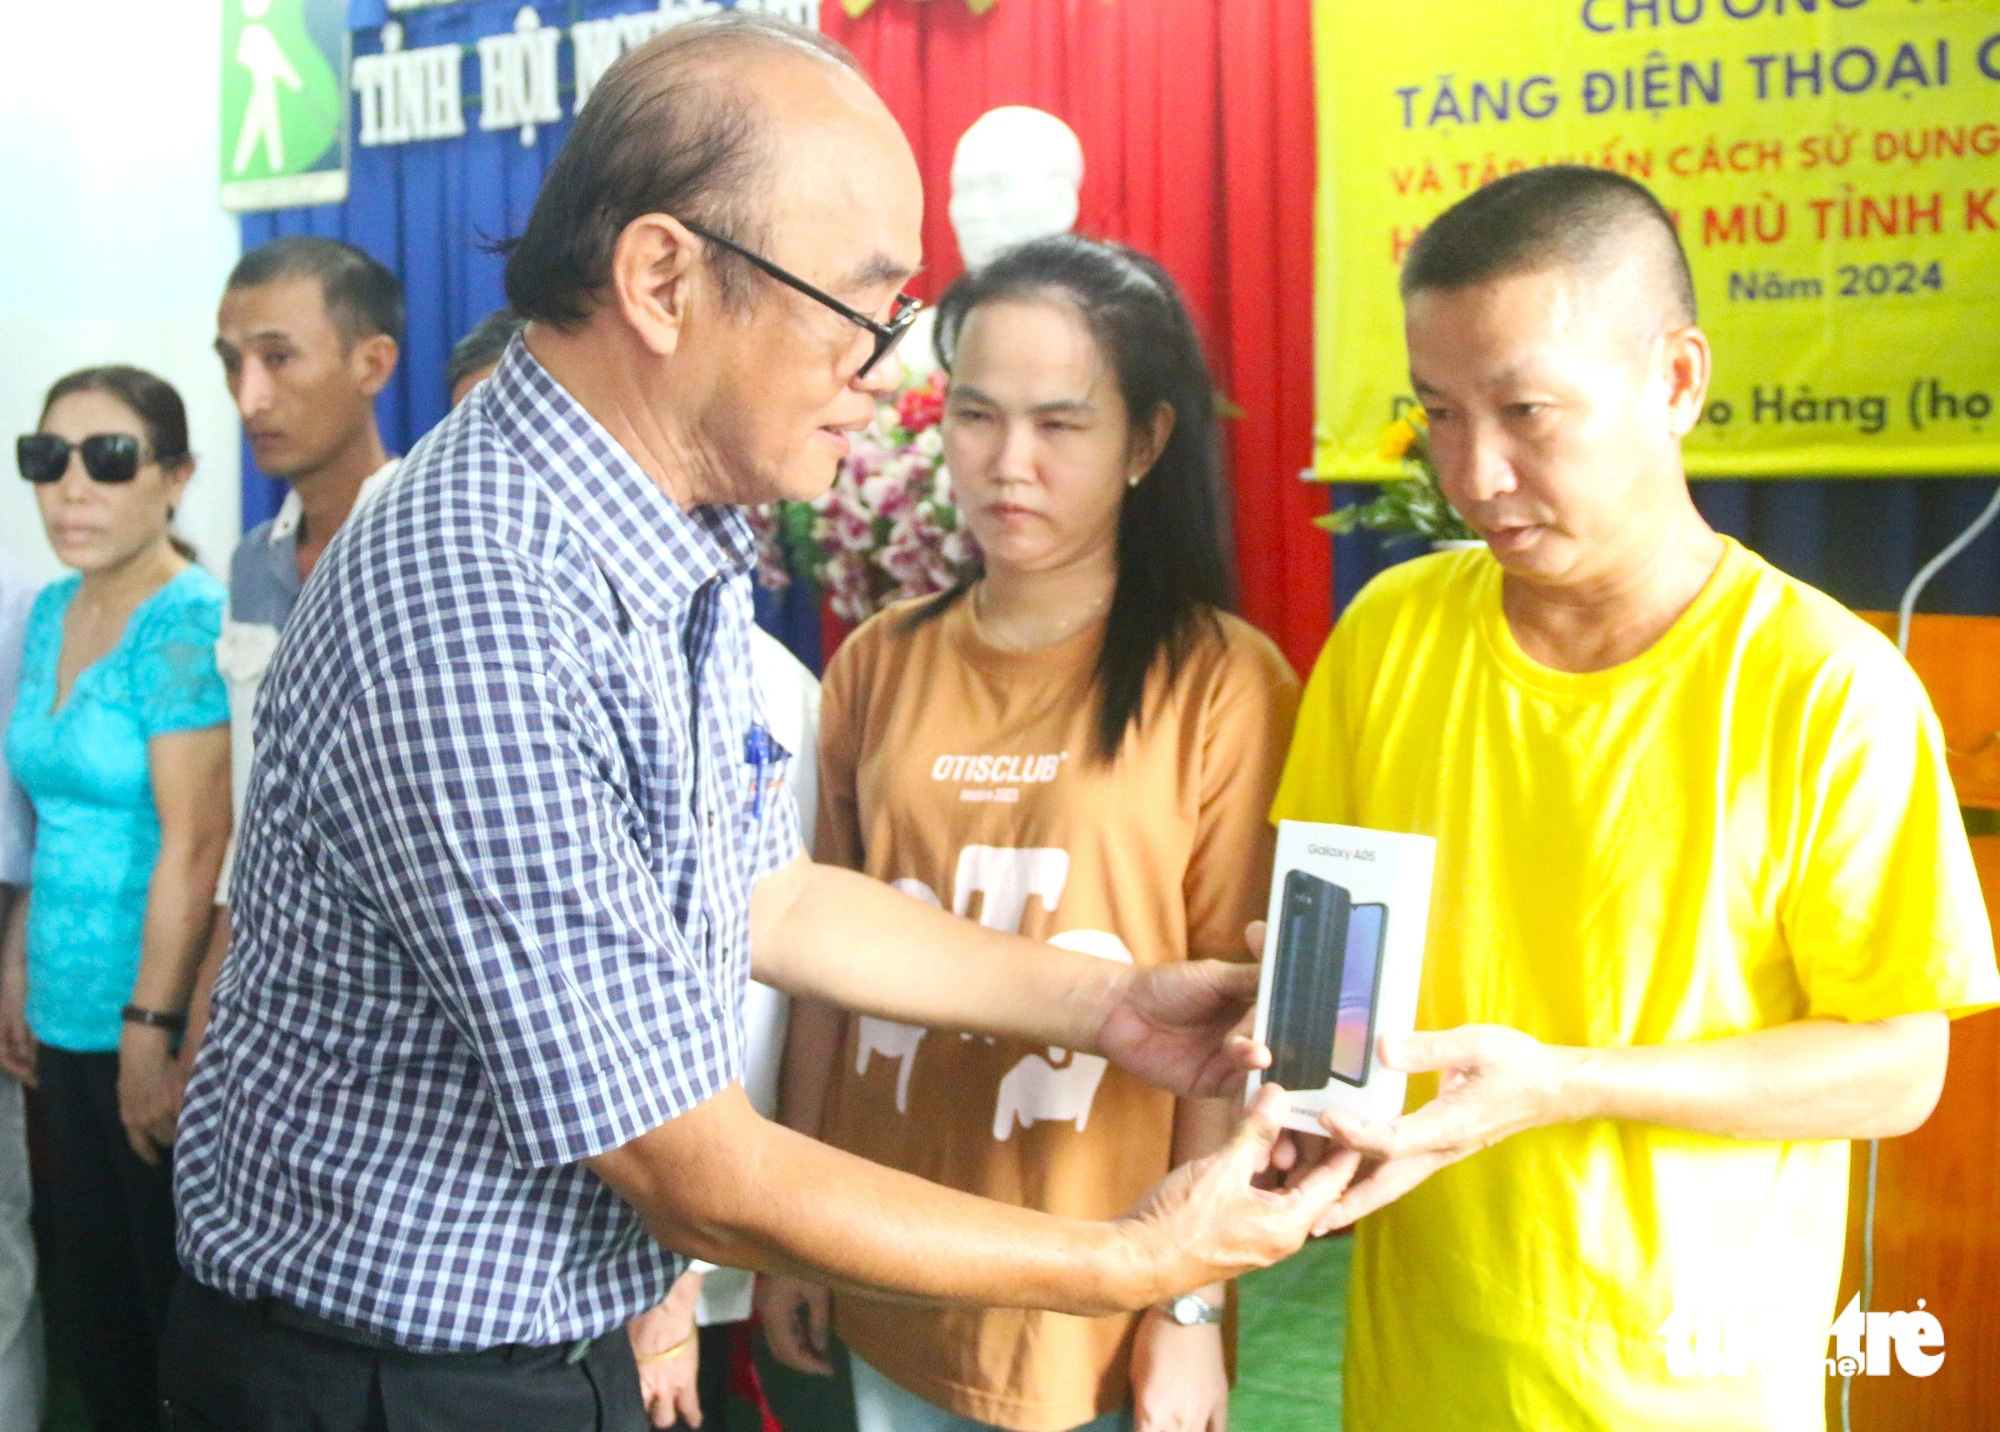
[815,597,1300,1432]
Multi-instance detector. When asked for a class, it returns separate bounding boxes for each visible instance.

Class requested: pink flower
[745,506,791,593]
[842,445,884,483]
[920,549,960,594]
[861,471,913,519]
[789,376,979,619]
[825,553,876,624]
[820,502,875,554]
[879,543,929,589]
[940,528,979,569]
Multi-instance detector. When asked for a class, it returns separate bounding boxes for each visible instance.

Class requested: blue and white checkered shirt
[174,338,802,1352]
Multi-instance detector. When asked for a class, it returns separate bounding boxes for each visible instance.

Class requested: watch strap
[121,1004,187,1033]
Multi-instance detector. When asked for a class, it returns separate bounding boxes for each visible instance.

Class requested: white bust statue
[900,106,1085,382]
[949,106,1085,271]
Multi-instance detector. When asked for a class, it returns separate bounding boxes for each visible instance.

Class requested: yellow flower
[1378,417,1420,462]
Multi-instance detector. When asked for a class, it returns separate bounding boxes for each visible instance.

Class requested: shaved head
[1401,166,1696,332]
[1398,167,1715,599]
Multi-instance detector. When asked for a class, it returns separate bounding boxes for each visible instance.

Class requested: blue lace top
[4,567,228,1051]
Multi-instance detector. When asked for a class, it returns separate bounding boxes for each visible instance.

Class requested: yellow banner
[1314,0,2000,479]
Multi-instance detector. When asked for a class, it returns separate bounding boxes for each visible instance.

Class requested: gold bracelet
[633,1333,696,1365]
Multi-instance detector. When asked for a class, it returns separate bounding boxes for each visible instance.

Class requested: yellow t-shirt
[817,598,1299,1432]
[1272,539,2000,1432]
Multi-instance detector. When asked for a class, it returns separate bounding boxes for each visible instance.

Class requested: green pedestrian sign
[219,0,350,211]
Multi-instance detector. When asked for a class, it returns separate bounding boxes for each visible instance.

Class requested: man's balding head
[1401,166,1696,332]
[504,12,868,326]
[509,10,921,511]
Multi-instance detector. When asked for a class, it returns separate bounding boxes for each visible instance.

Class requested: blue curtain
[1332,477,2000,624]
[238,0,828,668]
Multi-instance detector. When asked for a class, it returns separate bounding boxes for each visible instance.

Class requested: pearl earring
[1127,472,1142,488]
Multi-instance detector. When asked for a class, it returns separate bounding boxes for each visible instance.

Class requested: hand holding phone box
[1250,821,1436,1130]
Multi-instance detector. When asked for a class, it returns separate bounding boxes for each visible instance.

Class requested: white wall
[0,0,242,585]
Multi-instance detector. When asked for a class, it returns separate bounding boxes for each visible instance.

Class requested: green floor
[42,1236,1350,1431]
[1232,1232,1350,1431]
[763,1234,1353,1432]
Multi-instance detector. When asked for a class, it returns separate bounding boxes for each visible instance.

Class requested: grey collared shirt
[214,463,397,898]
[229,463,400,627]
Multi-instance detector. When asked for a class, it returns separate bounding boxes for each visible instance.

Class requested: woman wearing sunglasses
[758,237,1299,1432]
[2,365,230,1431]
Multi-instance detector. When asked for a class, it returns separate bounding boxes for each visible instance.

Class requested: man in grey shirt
[183,238,403,1066]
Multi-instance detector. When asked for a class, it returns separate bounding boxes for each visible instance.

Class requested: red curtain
[822,0,1330,674]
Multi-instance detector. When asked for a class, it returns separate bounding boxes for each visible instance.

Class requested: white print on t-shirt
[930,752,1069,786]
[992,929,1134,1141]
[954,845,1070,932]
[857,849,1090,1118]
[855,879,945,1112]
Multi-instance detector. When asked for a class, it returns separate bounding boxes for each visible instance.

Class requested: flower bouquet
[1317,410,1479,546]
[748,372,982,623]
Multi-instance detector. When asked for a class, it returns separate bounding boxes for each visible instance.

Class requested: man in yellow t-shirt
[1275,166,2000,1431]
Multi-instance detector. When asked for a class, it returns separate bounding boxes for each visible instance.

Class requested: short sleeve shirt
[1272,539,2000,1431]
[213,460,398,901]
[4,567,228,1051]
[173,338,802,1352]
[818,600,1299,1429]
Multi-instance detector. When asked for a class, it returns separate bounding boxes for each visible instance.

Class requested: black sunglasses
[17,432,150,484]
[680,219,922,379]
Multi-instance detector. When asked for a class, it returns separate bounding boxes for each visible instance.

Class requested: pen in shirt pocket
[745,723,778,820]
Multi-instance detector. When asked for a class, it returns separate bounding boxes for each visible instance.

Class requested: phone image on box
[1266,871,1351,1092]
[1253,821,1436,1129]
[1329,902,1388,1087]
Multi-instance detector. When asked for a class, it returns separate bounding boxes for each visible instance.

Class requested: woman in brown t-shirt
[756,237,1298,1432]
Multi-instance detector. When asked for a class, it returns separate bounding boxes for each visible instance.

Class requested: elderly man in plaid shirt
[163,16,1355,1432]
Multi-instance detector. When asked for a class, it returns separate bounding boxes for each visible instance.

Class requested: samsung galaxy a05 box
[1248,820,1436,1131]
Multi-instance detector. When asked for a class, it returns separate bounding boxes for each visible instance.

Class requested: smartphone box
[1248,820,1437,1132]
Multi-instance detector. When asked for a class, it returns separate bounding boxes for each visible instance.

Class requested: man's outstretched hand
[1295,1024,1583,1231]
[1094,923,1274,1098]
[1120,1083,1360,1297]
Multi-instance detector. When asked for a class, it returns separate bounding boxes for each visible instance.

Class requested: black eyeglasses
[17,432,150,484]
[681,219,922,380]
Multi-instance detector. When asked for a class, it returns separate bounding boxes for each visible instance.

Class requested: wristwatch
[1157,1293,1225,1327]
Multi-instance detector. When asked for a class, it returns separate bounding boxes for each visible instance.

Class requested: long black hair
[918,234,1236,763]
[40,365,200,563]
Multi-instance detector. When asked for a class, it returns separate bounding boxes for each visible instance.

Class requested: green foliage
[1317,474,1478,544]
[1319,416,1477,543]
[775,500,821,585]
